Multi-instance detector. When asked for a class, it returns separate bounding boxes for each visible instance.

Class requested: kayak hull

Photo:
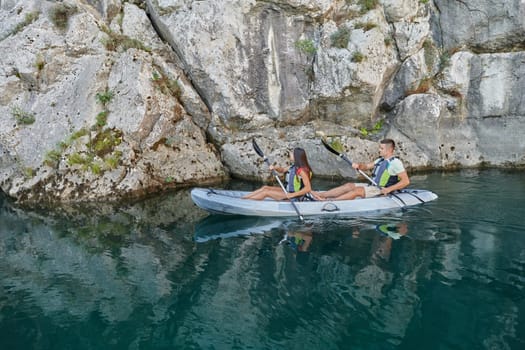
[190,188,438,217]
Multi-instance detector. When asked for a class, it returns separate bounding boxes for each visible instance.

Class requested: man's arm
[381,171,410,194]
[353,161,375,171]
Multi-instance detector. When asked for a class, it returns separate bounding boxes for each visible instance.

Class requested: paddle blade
[321,138,342,156]
[252,139,265,158]
[321,138,353,166]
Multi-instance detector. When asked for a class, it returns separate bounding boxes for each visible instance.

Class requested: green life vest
[285,166,310,193]
[372,157,400,187]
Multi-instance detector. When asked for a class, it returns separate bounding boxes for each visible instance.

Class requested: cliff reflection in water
[0,170,524,349]
[0,190,204,326]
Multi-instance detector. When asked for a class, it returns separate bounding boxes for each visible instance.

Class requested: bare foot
[310,191,327,201]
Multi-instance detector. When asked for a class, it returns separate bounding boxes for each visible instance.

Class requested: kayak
[190,188,438,217]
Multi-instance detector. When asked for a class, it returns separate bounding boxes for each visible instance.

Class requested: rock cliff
[1,0,524,203]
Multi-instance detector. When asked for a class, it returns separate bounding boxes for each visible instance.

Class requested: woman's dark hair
[293,148,312,173]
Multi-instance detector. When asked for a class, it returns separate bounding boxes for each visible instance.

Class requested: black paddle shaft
[252,139,304,221]
[321,138,378,184]
[252,139,279,177]
[321,138,355,167]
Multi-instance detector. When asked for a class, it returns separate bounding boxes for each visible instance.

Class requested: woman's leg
[262,187,288,200]
[243,186,285,200]
[242,185,271,199]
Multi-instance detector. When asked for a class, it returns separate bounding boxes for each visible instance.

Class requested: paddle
[321,138,380,185]
[320,138,406,206]
[252,139,305,221]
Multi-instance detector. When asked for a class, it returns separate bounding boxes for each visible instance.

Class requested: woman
[243,147,313,201]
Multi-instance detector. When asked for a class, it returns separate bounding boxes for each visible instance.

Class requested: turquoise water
[1,169,524,349]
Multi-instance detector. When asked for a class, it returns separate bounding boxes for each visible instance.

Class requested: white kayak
[190,188,438,217]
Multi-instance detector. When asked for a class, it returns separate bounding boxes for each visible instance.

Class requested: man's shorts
[355,183,382,198]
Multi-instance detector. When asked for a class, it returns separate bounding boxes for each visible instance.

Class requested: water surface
[1,170,524,349]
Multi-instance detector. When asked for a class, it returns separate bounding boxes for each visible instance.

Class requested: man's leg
[334,186,366,200]
[315,182,357,199]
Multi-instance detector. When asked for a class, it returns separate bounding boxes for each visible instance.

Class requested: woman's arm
[269,165,287,174]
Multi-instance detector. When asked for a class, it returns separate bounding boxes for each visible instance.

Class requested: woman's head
[293,147,311,171]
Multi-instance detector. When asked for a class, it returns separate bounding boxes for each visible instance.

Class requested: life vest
[285,165,310,193]
[372,157,400,187]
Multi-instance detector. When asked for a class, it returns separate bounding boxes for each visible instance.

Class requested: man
[313,139,410,200]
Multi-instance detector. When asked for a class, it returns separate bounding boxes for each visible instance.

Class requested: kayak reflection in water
[243,147,313,201]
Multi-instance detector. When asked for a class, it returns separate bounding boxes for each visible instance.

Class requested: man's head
[379,139,395,157]
[380,139,395,149]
